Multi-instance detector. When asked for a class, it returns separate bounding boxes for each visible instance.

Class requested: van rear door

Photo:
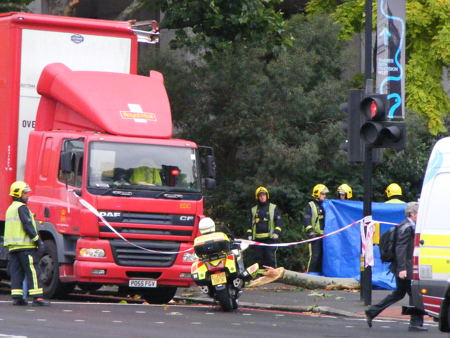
[415,137,450,319]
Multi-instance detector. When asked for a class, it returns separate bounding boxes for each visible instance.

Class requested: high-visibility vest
[385,198,405,204]
[305,201,324,235]
[131,166,162,185]
[251,203,277,239]
[4,201,38,251]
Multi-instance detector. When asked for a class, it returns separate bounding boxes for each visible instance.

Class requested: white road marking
[63,310,72,312]
[112,321,122,323]
[0,334,27,338]
[74,320,85,322]
[154,322,165,324]
[191,322,201,325]
[135,311,146,314]
[36,319,47,322]
[102,310,111,313]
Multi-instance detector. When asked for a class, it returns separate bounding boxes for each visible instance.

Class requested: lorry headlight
[183,252,198,262]
[79,248,105,258]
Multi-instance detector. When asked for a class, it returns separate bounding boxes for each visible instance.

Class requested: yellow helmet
[9,181,31,198]
[255,186,269,200]
[385,183,402,198]
[337,184,352,199]
[312,184,329,199]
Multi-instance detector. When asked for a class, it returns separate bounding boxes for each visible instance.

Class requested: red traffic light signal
[359,94,406,151]
[360,94,387,121]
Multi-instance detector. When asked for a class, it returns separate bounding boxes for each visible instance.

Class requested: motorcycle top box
[193,232,231,257]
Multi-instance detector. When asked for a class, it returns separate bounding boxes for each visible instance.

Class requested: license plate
[211,272,226,286]
[128,279,157,288]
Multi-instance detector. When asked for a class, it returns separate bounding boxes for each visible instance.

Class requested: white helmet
[199,217,215,234]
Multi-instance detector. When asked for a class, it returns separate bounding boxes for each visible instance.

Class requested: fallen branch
[248,267,360,290]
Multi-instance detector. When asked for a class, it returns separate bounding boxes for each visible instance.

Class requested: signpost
[375,0,406,120]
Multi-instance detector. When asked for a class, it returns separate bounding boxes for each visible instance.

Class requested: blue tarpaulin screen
[322,199,406,290]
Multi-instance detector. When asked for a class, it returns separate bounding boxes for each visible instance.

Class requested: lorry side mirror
[60,152,75,174]
[206,155,216,179]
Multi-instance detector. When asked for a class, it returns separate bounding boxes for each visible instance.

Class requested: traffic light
[346,89,364,162]
[342,89,382,162]
[360,94,406,151]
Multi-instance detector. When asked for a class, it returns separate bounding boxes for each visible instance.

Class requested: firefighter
[337,184,352,200]
[385,183,405,203]
[130,159,162,185]
[303,184,329,273]
[247,187,282,271]
[3,181,50,306]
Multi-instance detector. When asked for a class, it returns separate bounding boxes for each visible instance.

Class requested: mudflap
[402,305,426,316]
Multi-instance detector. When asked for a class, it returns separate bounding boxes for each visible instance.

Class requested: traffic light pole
[361,145,373,305]
[360,0,373,306]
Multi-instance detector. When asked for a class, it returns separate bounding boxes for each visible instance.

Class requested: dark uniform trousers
[9,249,43,299]
[366,276,423,326]
[308,238,323,273]
[254,238,277,269]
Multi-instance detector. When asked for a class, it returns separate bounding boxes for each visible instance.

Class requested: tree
[155,0,288,56]
[0,0,33,12]
[143,14,354,270]
[306,0,450,135]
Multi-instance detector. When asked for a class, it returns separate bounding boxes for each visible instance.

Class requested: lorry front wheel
[140,286,177,304]
[38,240,74,298]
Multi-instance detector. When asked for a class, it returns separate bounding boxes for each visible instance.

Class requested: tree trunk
[249,267,360,290]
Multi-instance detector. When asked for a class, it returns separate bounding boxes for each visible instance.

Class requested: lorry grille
[110,239,179,267]
[100,211,195,226]
[99,211,195,238]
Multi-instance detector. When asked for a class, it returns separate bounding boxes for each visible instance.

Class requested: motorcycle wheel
[216,287,234,312]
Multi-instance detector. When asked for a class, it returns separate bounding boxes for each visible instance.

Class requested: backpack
[379,226,398,263]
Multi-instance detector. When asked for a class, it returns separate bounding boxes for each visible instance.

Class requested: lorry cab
[0,13,214,303]
[412,137,450,332]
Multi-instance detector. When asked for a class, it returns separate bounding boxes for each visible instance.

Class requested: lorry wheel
[216,287,233,312]
[78,283,103,292]
[140,287,177,304]
[38,240,74,298]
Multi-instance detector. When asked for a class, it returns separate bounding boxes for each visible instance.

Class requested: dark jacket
[390,218,415,279]
[302,198,325,235]
[247,201,282,238]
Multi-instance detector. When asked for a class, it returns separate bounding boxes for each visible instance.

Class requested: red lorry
[0,12,215,303]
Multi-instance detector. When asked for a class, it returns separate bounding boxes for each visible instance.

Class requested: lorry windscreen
[88,141,201,195]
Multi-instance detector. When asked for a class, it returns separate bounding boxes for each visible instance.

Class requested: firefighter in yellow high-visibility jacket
[303,184,329,273]
[4,181,50,306]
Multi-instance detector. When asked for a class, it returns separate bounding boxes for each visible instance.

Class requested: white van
[411,137,450,332]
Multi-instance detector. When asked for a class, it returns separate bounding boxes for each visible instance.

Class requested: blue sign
[376,0,406,120]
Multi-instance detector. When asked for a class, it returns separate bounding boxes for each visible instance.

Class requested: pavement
[175,282,433,323]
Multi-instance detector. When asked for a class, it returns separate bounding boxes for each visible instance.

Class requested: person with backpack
[365,202,426,332]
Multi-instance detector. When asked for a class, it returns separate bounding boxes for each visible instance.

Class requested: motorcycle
[191,229,259,311]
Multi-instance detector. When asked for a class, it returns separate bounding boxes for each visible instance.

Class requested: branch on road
[249,267,360,290]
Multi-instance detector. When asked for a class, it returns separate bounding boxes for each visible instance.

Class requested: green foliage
[306,0,450,135]
[140,13,440,270]
[0,0,33,12]
[155,0,288,56]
